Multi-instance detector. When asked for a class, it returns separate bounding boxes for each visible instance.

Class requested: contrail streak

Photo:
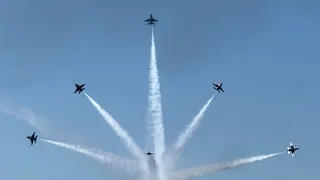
[1,107,82,142]
[84,93,147,170]
[171,152,284,179]
[40,139,138,174]
[1,107,52,135]
[148,27,166,180]
[169,94,216,169]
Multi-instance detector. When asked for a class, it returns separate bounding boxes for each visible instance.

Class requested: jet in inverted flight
[26,132,38,146]
[213,82,224,93]
[74,83,85,94]
[146,151,155,155]
[287,142,300,157]
[144,14,158,25]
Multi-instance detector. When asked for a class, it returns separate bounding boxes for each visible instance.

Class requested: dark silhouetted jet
[146,151,154,155]
[287,142,300,157]
[144,14,158,25]
[26,132,37,146]
[213,82,224,93]
[74,83,85,94]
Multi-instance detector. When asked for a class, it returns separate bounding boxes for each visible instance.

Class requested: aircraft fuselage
[74,83,85,94]
[287,143,300,157]
[288,147,300,153]
[213,82,224,93]
[27,132,38,146]
[144,14,158,25]
[146,152,154,155]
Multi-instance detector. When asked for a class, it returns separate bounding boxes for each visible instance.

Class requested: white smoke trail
[0,107,82,143]
[168,94,216,168]
[149,27,166,180]
[171,152,284,179]
[84,93,148,171]
[40,139,138,174]
[1,107,52,135]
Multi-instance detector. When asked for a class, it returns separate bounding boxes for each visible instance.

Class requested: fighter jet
[144,14,158,25]
[287,142,300,157]
[146,151,154,155]
[74,83,85,94]
[213,82,224,93]
[26,132,38,146]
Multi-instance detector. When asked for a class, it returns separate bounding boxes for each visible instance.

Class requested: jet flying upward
[144,14,158,25]
[213,82,224,93]
[26,132,38,146]
[74,83,85,94]
[287,142,300,157]
[146,151,154,155]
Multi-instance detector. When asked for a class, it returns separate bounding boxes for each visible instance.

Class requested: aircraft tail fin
[35,135,38,143]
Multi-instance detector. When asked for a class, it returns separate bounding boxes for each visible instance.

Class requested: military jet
[74,83,85,94]
[287,142,300,157]
[26,132,38,146]
[213,82,224,93]
[146,151,155,155]
[144,14,158,25]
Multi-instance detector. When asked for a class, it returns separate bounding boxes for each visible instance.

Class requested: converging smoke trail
[149,27,166,180]
[169,94,216,168]
[84,93,147,170]
[174,93,215,149]
[40,139,138,174]
[171,152,284,179]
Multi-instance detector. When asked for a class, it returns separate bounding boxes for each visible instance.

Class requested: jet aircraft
[213,82,224,93]
[287,142,300,157]
[146,151,154,155]
[26,132,38,146]
[74,83,85,94]
[144,14,158,25]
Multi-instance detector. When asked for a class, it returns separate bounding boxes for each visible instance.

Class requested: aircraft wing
[220,88,224,92]
[27,136,31,140]
[80,84,85,87]
[144,19,151,22]
[153,19,158,22]
[213,83,218,87]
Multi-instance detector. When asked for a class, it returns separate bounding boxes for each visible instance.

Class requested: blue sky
[0,0,319,180]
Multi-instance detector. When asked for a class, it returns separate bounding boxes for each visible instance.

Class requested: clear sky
[0,0,319,180]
